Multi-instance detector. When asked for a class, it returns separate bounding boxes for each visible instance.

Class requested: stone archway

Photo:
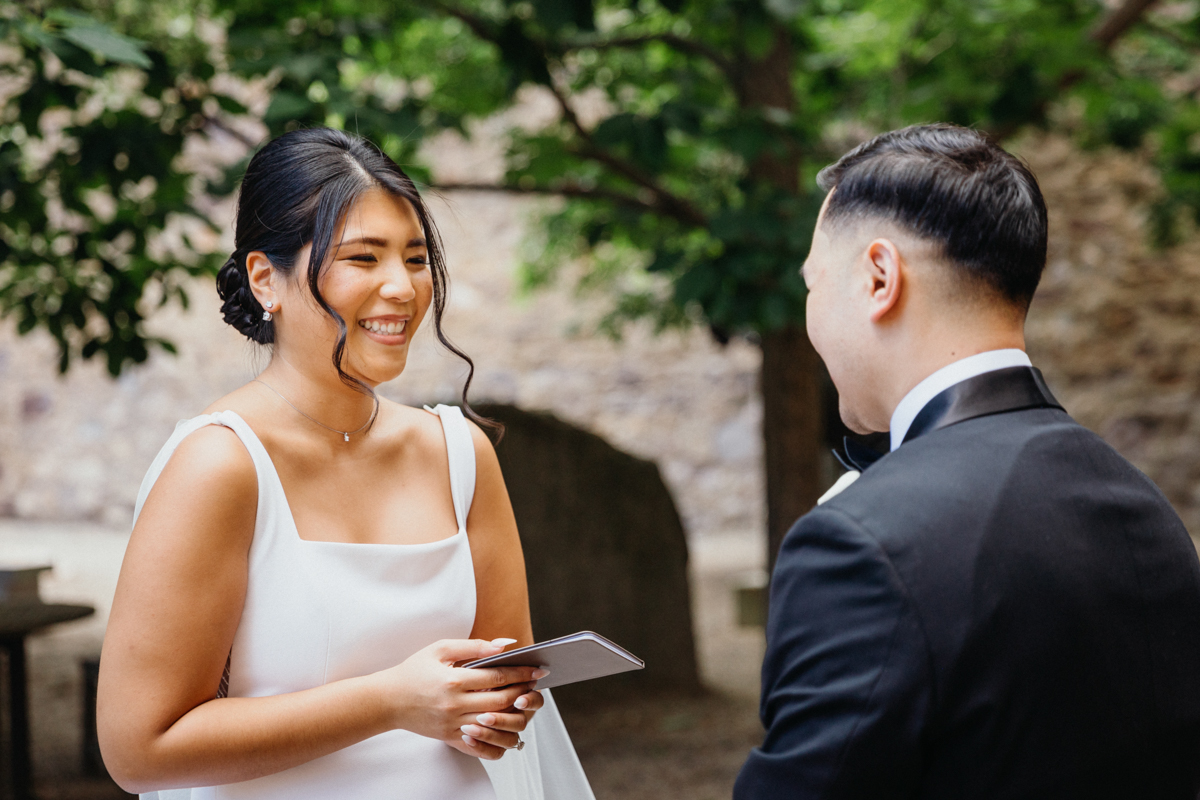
[477,404,700,695]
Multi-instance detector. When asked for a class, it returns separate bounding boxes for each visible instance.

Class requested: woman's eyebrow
[407,237,427,249]
[336,236,389,249]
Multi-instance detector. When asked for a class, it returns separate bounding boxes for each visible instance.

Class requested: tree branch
[545,77,589,136]
[432,1,502,44]
[1141,17,1200,52]
[429,180,661,214]
[201,115,259,150]
[565,33,736,80]
[1091,0,1159,49]
[1030,0,1162,121]
[431,2,709,228]
[545,80,709,227]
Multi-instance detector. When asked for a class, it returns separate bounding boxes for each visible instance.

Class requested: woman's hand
[458,685,546,759]
[378,638,544,758]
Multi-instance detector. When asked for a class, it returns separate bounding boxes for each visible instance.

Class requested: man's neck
[882,318,1027,411]
[887,346,1031,450]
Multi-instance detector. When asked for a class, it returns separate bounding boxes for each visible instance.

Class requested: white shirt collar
[889,349,1032,451]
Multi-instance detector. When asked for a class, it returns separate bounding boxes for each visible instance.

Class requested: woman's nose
[379,262,417,302]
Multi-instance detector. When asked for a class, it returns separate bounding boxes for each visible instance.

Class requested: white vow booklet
[464,631,644,690]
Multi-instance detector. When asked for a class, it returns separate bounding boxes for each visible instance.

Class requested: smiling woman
[95,128,594,800]
[212,129,478,416]
[241,187,436,415]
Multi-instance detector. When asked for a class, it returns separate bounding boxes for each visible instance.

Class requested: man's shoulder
[826,407,1065,514]
[789,406,1199,670]
[821,406,1180,548]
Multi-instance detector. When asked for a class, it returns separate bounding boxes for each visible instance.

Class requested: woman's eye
[408,256,429,266]
[346,253,377,264]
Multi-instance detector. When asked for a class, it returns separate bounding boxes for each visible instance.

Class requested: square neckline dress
[131,405,593,800]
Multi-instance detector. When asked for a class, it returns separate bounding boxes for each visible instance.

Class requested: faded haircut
[816,123,1048,310]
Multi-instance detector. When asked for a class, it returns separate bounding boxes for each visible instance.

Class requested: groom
[735,124,1200,798]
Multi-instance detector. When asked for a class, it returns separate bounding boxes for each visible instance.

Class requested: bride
[97,127,592,799]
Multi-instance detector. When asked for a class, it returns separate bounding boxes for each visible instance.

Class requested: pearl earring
[263,300,274,321]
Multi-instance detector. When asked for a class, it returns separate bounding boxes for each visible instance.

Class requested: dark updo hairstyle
[216,127,496,433]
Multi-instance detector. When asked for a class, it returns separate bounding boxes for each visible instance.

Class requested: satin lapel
[902,367,1063,446]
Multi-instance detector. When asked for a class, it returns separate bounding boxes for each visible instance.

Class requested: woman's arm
[98,426,537,792]
[457,422,547,754]
[466,421,534,648]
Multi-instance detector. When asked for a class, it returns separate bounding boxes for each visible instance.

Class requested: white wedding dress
[133,405,595,800]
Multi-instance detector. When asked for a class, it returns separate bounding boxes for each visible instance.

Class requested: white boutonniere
[817,470,861,505]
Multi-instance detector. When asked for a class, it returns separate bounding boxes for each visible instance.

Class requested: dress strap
[132,410,278,528]
[424,405,476,531]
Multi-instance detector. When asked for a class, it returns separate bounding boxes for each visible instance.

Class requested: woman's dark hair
[216,127,498,435]
[816,123,1048,311]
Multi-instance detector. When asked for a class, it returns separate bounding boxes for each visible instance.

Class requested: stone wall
[1,132,1198,549]
[1019,135,1200,542]
[0,191,766,547]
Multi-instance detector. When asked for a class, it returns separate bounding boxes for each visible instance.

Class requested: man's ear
[245,251,277,310]
[863,238,903,323]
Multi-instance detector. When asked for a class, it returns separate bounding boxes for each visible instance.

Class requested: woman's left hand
[457,686,545,757]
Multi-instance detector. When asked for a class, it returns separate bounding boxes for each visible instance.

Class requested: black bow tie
[833,367,1064,472]
[835,437,886,472]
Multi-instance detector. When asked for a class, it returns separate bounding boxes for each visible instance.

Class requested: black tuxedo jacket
[735,368,1200,799]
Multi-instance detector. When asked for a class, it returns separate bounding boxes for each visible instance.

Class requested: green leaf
[215,95,249,115]
[17,20,63,53]
[47,11,153,69]
[265,91,315,122]
[531,0,595,33]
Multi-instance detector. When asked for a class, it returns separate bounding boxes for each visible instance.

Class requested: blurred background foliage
[4,0,1200,559]
[4,0,1199,370]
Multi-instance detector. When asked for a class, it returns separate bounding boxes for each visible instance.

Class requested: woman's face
[274,187,434,388]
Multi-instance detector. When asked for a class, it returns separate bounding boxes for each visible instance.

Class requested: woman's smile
[358,315,410,344]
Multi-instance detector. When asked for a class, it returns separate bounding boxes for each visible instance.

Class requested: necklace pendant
[343,433,350,442]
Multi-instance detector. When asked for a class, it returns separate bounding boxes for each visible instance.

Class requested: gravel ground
[563,691,762,800]
[564,534,766,800]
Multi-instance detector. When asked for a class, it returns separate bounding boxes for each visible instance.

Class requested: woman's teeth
[359,319,406,335]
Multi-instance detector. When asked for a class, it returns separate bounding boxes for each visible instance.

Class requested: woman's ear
[245,251,278,311]
[864,238,904,323]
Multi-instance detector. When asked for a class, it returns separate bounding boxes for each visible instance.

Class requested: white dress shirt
[889,349,1032,452]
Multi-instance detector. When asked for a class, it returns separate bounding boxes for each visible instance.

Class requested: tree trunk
[735,28,826,573]
[761,326,824,575]
[737,29,800,195]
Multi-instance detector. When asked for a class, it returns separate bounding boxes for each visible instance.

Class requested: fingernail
[461,724,482,736]
[532,669,550,679]
[462,734,475,746]
[514,696,529,710]
[490,638,517,647]
[476,714,496,726]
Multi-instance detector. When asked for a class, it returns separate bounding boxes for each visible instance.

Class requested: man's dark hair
[816,123,1048,310]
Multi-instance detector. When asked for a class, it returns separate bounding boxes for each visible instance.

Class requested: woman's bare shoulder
[379,398,453,450]
[168,424,256,485]
[406,403,500,471]
[200,382,268,418]
[140,422,258,537]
